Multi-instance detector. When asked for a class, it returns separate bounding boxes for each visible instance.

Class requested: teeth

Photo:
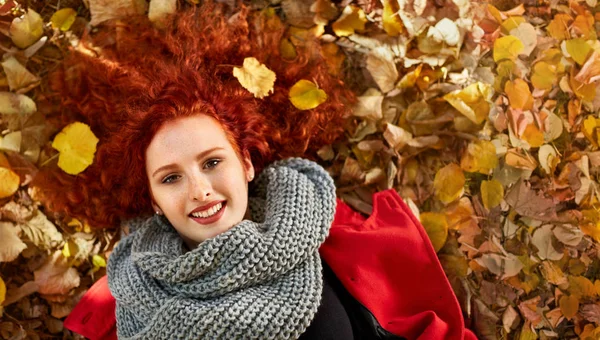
[191,202,223,218]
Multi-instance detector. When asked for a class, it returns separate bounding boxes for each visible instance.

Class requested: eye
[204,159,221,169]
[162,174,180,184]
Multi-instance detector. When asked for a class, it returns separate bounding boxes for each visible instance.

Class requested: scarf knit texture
[107,158,336,339]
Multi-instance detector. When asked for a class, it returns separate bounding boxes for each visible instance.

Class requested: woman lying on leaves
[32,2,476,340]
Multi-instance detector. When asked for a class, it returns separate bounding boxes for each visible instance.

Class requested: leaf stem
[40,153,59,167]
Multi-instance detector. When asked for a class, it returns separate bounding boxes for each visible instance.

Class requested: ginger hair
[32,3,355,229]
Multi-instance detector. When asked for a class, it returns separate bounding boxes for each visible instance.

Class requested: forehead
[145,115,231,160]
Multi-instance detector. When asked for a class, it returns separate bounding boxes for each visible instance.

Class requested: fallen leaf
[366,46,398,93]
[565,38,592,65]
[289,79,327,110]
[429,18,461,46]
[0,276,5,306]
[50,8,77,31]
[433,163,465,204]
[509,23,537,56]
[331,5,366,37]
[538,144,559,174]
[444,82,493,124]
[0,222,26,262]
[88,0,148,26]
[0,56,40,92]
[531,225,563,260]
[531,61,559,90]
[19,210,63,250]
[502,305,520,333]
[539,261,567,286]
[575,49,600,85]
[546,13,572,40]
[353,88,383,120]
[481,179,504,210]
[521,123,544,148]
[504,178,557,220]
[233,57,276,99]
[582,115,600,148]
[553,224,584,247]
[51,122,99,175]
[281,0,314,28]
[559,295,579,321]
[148,0,177,24]
[580,304,600,324]
[445,197,475,230]
[0,92,37,115]
[381,0,403,36]
[320,42,345,76]
[9,8,43,49]
[310,0,338,26]
[92,255,107,273]
[33,251,80,295]
[505,79,533,110]
[419,212,448,252]
[493,36,524,62]
[569,275,596,299]
[383,123,412,150]
[504,148,538,170]
[476,253,523,279]
[518,296,543,328]
[0,166,19,199]
[460,140,498,174]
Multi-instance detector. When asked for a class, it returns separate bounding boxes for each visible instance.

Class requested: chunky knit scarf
[107,158,336,339]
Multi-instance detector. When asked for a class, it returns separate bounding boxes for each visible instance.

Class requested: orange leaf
[559,295,579,320]
[546,13,572,40]
[521,123,544,148]
[505,79,533,110]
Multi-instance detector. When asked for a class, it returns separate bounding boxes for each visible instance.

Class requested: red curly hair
[32,2,355,229]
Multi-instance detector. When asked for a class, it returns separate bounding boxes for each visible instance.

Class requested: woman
[34,2,477,339]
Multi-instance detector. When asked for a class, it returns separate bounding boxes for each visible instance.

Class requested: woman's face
[145,114,254,249]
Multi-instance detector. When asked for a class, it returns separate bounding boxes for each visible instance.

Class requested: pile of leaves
[0,0,600,338]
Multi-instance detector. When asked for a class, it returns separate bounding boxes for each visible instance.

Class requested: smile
[189,202,226,225]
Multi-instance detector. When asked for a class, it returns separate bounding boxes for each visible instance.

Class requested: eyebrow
[151,147,225,178]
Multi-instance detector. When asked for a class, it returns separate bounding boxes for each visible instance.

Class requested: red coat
[64,189,477,339]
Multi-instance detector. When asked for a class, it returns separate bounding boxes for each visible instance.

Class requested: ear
[149,191,162,214]
[242,150,255,182]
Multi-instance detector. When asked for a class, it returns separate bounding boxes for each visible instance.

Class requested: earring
[155,211,161,215]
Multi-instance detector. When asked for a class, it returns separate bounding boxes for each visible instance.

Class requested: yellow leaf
[559,295,579,320]
[0,276,5,305]
[381,0,403,36]
[50,8,77,31]
[332,5,366,37]
[10,8,44,49]
[419,212,448,252]
[279,38,297,60]
[481,179,504,210]
[51,122,99,175]
[289,79,327,110]
[521,124,544,148]
[570,69,596,101]
[434,163,465,204]
[232,57,276,99]
[493,36,524,62]
[531,61,558,90]
[0,152,9,168]
[581,209,600,242]
[445,197,474,230]
[61,239,79,258]
[92,255,107,272]
[582,115,600,148]
[546,13,572,40]
[321,43,345,76]
[500,16,526,34]
[505,79,533,110]
[0,167,19,199]
[460,140,498,174]
[580,324,600,340]
[565,39,592,65]
[444,82,492,125]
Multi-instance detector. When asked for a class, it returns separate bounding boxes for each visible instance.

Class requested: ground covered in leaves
[1,0,600,339]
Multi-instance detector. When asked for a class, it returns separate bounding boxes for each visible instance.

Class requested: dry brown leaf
[505,179,557,221]
[0,56,40,92]
[88,0,148,26]
[366,46,398,93]
[33,251,80,295]
[281,0,314,28]
[531,225,563,261]
[18,210,63,250]
[148,0,177,24]
[0,222,27,262]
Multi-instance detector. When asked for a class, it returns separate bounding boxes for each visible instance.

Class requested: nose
[188,173,212,201]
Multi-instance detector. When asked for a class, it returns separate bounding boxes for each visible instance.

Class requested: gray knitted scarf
[107,158,336,339]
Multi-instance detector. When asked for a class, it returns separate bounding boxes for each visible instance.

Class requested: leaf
[289,80,327,110]
[582,115,600,148]
[509,23,537,56]
[0,276,5,306]
[538,144,558,174]
[33,251,80,295]
[580,304,600,325]
[521,123,544,148]
[445,197,475,230]
[0,92,37,115]
[504,178,557,220]
[531,62,558,90]
[88,0,148,26]
[476,253,523,279]
[443,82,492,124]
[553,224,584,247]
[505,148,538,171]
[575,49,600,85]
[92,255,107,271]
[546,13,572,40]
[493,36,524,62]
[434,163,465,204]
[569,275,596,299]
[502,305,520,333]
[50,8,77,31]
[320,42,345,76]
[10,8,43,49]
[0,56,40,92]
[332,5,366,37]
[19,210,63,250]
[0,222,27,262]
[233,57,276,99]
[51,122,99,175]
[381,0,403,36]
[383,123,412,151]
[505,79,533,110]
[281,0,314,28]
[148,0,177,24]
[353,88,383,120]
[539,261,567,286]
[565,39,592,65]
[310,0,338,26]
[419,212,448,252]
[481,179,504,210]
[531,225,563,261]
[0,167,20,199]
[429,18,461,46]
[366,46,398,93]
[460,140,498,174]
[61,239,79,259]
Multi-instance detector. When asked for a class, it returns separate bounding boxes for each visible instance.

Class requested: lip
[189,201,226,225]
[189,200,225,215]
